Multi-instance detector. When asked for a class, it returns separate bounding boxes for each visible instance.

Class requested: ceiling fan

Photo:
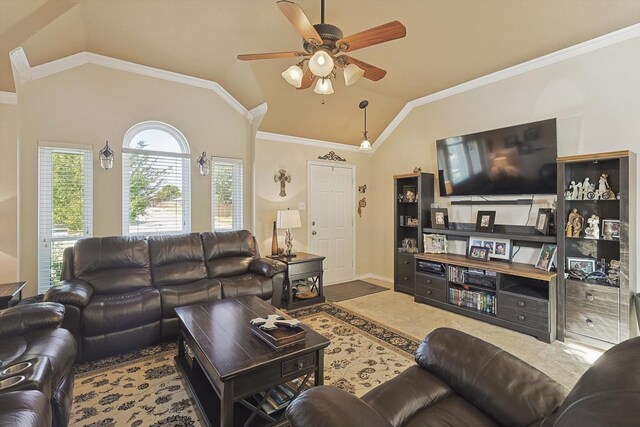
[237,0,406,95]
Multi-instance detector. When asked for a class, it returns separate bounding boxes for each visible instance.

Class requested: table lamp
[276,209,302,257]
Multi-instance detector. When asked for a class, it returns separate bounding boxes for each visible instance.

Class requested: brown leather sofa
[45,230,286,361]
[287,327,640,427]
[0,303,76,427]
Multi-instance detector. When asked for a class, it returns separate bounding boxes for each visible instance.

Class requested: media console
[414,253,557,343]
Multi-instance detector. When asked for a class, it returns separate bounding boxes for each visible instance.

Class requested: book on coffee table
[251,323,307,349]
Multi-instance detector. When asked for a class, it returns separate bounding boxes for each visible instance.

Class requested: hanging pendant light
[281,62,304,88]
[314,78,334,95]
[359,100,372,151]
[99,141,114,171]
[343,63,364,86]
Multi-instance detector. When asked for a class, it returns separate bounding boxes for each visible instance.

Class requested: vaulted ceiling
[1,0,639,145]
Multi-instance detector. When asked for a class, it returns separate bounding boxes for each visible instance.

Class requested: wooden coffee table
[175,295,330,427]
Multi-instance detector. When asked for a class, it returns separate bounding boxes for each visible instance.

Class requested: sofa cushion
[202,230,258,277]
[149,233,208,287]
[157,279,222,318]
[82,287,161,336]
[73,236,151,295]
[219,274,273,299]
[403,395,499,427]
[0,390,51,427]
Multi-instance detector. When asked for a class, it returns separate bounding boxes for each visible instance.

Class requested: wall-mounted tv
[436,119,557,197]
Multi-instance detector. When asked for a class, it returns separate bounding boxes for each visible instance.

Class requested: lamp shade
[308,50,334,77]
[276,209,302,229]
[281,64,303,88]
[314,78,334,95]
[343,63,364,86]
[359,137,372,151]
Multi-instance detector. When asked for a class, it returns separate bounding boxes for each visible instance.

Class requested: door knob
[312,231,317,235]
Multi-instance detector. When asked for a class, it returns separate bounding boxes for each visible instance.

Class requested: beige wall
[17,64,252,296]
[0,103,18,283]
[370,37,640,283]
[254,138,372,281]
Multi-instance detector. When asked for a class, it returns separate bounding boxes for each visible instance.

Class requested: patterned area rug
[71,303,419,426]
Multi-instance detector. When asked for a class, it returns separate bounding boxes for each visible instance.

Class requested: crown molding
[370,23,640,152]
[0,91,17,105]
[247,103,268,125]
[256,131,364,153]
[11,48,249,118]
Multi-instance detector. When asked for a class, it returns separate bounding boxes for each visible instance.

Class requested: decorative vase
[271,221,279,256]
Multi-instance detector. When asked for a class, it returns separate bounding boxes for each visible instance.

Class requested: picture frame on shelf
[602,219,620,240]
[566,257,596,275]
[475,210,496,232]
[468,236,511,260]
[423,234,448,254]
[468,245,489,261]
[400,237,418,253]
[535,244,557,271]
[535,208,553,235]
[430,208,449,229]
[402,185,417,202]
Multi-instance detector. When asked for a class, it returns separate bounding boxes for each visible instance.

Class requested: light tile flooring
[334,279,603,390]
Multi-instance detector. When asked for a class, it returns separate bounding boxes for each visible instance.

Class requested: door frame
[307,160,356,284]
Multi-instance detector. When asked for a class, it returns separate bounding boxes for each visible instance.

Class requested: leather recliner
[0,303,76,427]
[287,327,640,427]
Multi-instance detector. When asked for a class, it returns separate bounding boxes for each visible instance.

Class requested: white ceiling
[1,0,639,145]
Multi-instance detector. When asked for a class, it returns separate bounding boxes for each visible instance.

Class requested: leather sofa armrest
[286,386,391,427]
[249,258,286,278]
[415,328,567,427]
[44,279,93,308]
[0,302,66,339]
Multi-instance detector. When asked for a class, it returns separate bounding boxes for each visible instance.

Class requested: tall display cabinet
[393,173,434,294]
[557,151,637,346]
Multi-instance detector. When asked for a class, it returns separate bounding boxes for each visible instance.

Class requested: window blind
[212,157,243,231]
[38,144,93,293]
[122,150,191,235]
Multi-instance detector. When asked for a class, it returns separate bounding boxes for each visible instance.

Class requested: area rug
[70,303,419,426]
[323,280,389,302]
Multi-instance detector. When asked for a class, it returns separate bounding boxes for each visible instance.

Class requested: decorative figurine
[584,214,600,239]
[566,208,584,237]
[608,260,621,285]
[597,173,614,199]
[581,177,596,200]
[274,169,291,197]
[567,181,579,200]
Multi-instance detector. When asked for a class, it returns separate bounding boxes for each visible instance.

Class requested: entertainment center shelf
[423,224,557,245]
[413,253,557,343]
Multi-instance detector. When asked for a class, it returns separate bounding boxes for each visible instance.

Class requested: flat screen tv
[436,119,557,197]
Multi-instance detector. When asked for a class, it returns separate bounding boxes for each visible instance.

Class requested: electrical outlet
[298,202,306,211]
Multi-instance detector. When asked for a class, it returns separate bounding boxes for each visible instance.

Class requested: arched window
[122,121,191,235]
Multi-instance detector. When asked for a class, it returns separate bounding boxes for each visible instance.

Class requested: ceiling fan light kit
[238,0,406,95]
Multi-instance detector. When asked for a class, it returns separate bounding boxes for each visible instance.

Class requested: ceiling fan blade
[237,51,308,61]
[337,55,387,81]
[297,67,314,90]
[336,21,406,52]
[276,0,322,46]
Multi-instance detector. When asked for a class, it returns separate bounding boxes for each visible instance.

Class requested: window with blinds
[38,143,93,293]
[212,157,243,231]
[122,122,191,236]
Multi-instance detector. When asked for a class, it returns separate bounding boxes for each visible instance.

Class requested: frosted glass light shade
[276,209,302,229]
[343,63,364,86]
[308,50,334,77]
[359,137,372,151]
[314,78,334,95]
[281,64,303,88]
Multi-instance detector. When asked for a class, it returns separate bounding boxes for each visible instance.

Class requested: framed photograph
[469,236,511,260]
[468,245,489,261]
[402,185,417,202]
[601,219,620,240]
[401,238,418,253]
[423,234,448,254]
[430,208,449,229]
[567,257,596,274]
[535,244,557,271]
[535,208,553,235]
[475,210,496,232]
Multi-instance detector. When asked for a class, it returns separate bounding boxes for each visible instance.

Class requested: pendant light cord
[321,0,325,24]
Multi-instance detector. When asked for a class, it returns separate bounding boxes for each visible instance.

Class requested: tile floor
[334,279,604,390]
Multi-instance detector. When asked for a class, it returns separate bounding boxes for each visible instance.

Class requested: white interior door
[308,162,355,284]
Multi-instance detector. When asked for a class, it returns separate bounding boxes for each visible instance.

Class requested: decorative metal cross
[274,169,291,197]
[250,314,301,331]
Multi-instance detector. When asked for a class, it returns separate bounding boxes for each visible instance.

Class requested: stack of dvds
[448,286,496,315]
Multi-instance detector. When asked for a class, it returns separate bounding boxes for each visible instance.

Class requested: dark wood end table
[0,281,27,309]
[268,253,325,310]
[175,296,330,427]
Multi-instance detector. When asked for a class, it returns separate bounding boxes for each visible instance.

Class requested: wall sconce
[197,151,210,176]
[99,141,114,171]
